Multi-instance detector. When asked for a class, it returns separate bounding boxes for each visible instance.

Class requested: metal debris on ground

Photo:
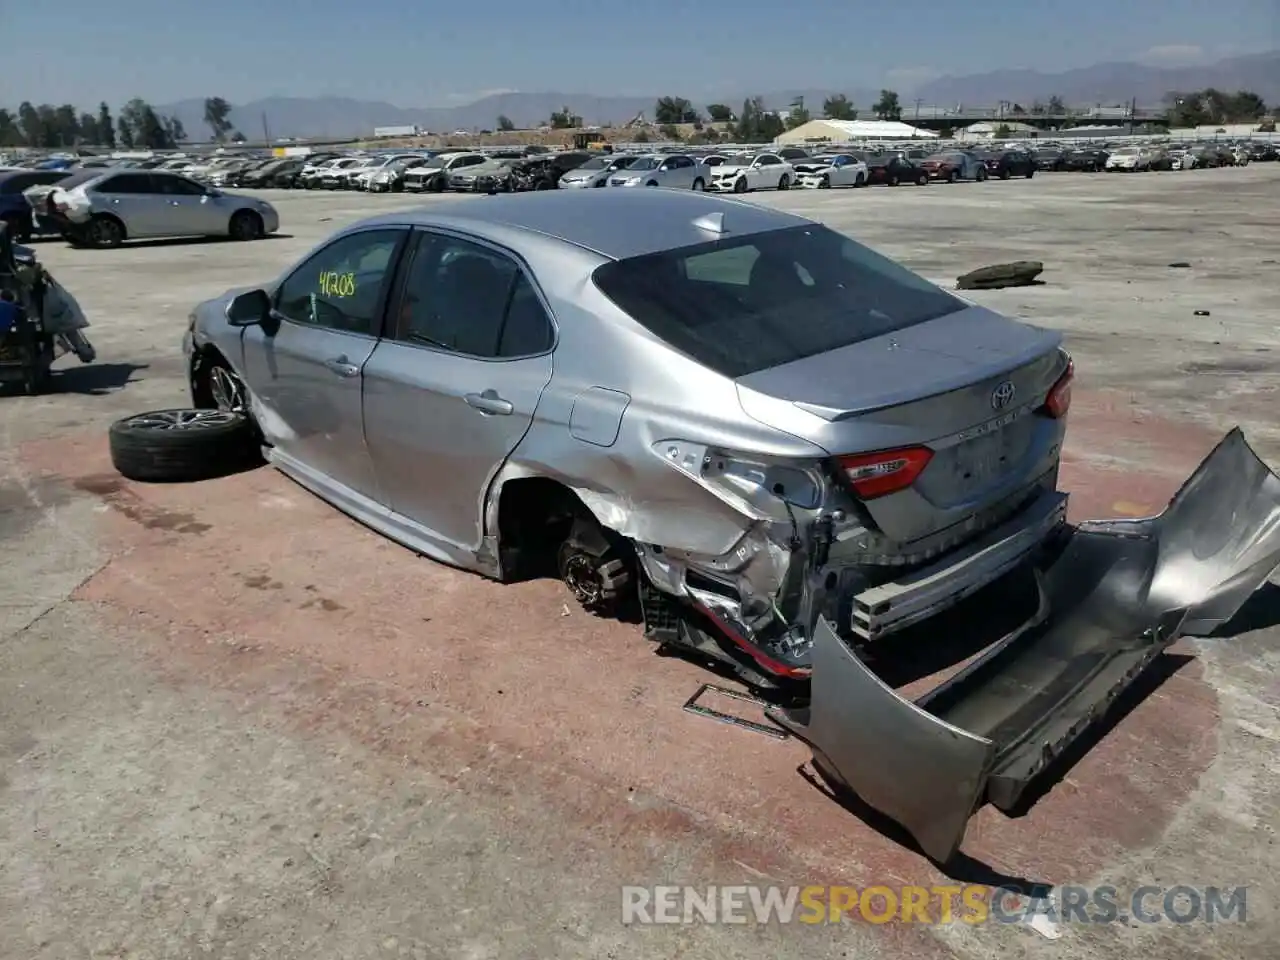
[683,684,791,740]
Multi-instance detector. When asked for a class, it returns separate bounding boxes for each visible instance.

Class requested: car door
[239,227,409,499]
[756,155,783,188]
[89,172,160,236]
[361,230,555,556]
[151,173,223,236]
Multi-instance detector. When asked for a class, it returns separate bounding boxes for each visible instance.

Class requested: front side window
[153,175,206,196]
[95,173,151,194]
[593,225,964,378]
[274,229,404,335]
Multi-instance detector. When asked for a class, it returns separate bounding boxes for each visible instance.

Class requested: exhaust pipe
[770,429,1280,863]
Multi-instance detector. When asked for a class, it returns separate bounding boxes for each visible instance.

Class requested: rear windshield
[592,225,965,378]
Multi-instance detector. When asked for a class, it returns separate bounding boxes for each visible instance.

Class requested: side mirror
[205,188,223,199]
[226,288,271,327]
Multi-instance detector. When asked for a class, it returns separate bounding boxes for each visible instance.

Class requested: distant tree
[36,105,61,147]
[0,109,19,147]
[658,123,681,140]
[16,102,41,146]
[1029,101,1046,116]
[117,116,134,148]
[230,130,246,143]
[633,129,650,142]
[994,123,1012,139]
[98,102,115,148]
[496,114,515,131]
[1010,103,1026,115]
[872,90,903,121]
[548,105,581,129]
[822,94,857,121]
[654,97,698,124]
[786,97,811,130]
[203,97,234,140]
[1046,95,1066,114]
[1165,88,1267,127]
[53,105,79,145]
[164,115,187,145]
[705,103,734,122]
[78,112,98,144]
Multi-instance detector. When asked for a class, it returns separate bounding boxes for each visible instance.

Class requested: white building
[773,119,939,144]
[955,121,1041,141]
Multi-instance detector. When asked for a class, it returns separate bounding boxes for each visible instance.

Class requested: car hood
[712,164,751,174]
[793,162,835,173]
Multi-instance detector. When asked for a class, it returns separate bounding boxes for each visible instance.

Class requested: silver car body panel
[772,428,1280,863]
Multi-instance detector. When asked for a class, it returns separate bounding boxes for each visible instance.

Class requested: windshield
[724,154,754,165]
[576,156,610,170]
[592,224,965,379]
[627,156,661,171]
[1113,148,1138,156]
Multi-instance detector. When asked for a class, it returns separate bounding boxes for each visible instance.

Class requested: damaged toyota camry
[112,188,1280,864]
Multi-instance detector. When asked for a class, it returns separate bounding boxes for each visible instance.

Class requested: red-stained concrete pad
[16,386,1221,900]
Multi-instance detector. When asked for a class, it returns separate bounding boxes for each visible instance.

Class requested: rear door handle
[324,356,360,377]
[465,390,513,415]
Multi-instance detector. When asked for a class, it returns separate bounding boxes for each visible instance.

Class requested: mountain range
[154,51,1278,140]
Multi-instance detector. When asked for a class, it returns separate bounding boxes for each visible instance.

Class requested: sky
[5,0,1277,109]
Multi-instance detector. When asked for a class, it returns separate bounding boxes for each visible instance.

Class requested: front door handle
[465,390,513,416]
[324,356,360,378]
[169,200,181,206]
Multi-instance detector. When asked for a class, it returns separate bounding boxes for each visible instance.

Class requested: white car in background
[352,154,430,191]
[793,153,869,188]
[1104,147,1150,171]
[606,154,710,190]
[707,152,795,193]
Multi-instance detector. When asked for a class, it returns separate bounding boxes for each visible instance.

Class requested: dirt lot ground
[2,166,1278,960]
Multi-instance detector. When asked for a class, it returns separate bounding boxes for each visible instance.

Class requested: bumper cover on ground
[770,428,1280,863]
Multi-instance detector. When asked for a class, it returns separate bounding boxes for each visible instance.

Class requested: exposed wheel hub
[561,550,604,605]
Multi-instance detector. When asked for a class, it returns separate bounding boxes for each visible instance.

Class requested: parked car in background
[34,169,279,247]
[793,153,869,188]
[921,151,987,182]
[775,147,811,162]
[1033,148,1068,171]
[1104,147,1150,171]
[0,168,72,241]
[706,153,793,192]
[367,156,435,193]
[1248,141,1278,162]
[864,152,930,186]
[448,157,521,193]
[352,155,431,191]
[268,159,309,188]
[558,154,641,188]
[610,154,712,190]
[300,157,360,188]
[976,149,1036,179]
[510,152,596,191]
[403,152,488,193]
[1062,148,1109,172]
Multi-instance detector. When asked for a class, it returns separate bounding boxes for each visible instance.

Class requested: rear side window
[592,225,964,378]
[96,173,152,194]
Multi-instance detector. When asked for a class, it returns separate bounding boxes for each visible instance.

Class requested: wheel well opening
[92,212,126,235]
[495,476,588,581]
[189,344,231,407]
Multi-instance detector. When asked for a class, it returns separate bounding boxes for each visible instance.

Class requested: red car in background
[921,150,988,182]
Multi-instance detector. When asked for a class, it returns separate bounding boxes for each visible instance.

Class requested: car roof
[353,189,812,261]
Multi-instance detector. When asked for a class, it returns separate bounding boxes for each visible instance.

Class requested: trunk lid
[735,305,1067,544]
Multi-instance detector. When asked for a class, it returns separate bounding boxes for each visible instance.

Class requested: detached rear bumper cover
[771,429,1280,863]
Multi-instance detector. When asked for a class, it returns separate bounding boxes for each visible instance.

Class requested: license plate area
[927,415,1035,502]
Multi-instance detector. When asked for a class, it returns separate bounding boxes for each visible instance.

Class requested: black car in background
[1062,148,1109,172]
[227,158,281,187]
[864,152,930,186]
[1034,148,1068,171]
[977,148,1036,179]
[268,159,309,188]
[510,151,597,191]
[1248,141,1278,161]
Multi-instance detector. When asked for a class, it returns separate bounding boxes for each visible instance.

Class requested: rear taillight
[838,447,933,499]
[1043,360,1074,418]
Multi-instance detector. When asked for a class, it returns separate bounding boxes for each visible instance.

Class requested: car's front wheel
[108,409,261,483]
[558,516,632,618]
[691,177,704,191]
[87,214,125,248]
[733,177,748,193]
[777,174,790,190]
[228,209,263,241]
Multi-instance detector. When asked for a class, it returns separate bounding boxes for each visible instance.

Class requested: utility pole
[1128,95,1137,135]
[914,98,923,124]
[261,111,271,146]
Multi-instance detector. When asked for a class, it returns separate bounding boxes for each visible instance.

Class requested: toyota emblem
[991,380,1016,410]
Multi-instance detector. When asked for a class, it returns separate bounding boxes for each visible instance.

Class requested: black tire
[1000,168,1011,180]
[1025,168,1035,179]
[976,168,987,182]
[916,173,928,186]
[819,174,831,189]
[733,177,747,194]
[948,170,959,183]
[888,175,900,186]
[429,175,446,193]
[109,409,261,483]
[1,213,31,244]
[777,174,790,190]
[691,177,704,191]
[87,215,125,248]
[855,173,865,187]
[228,209,263,241]
[557,516,632,617]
